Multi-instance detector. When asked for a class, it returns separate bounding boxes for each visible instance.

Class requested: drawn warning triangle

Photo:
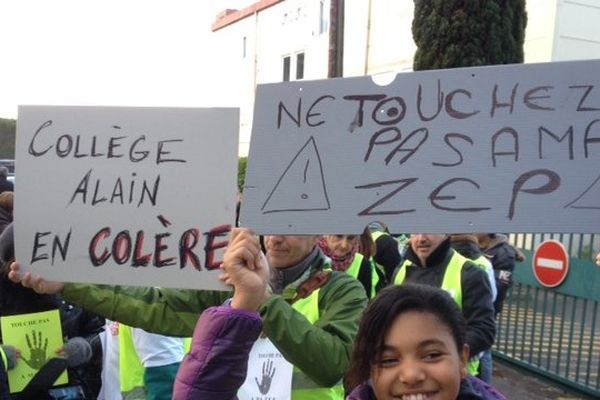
[262,136,330,214]
[565,173,600,209]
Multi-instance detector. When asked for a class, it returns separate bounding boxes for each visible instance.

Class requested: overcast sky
[0,0,253,119]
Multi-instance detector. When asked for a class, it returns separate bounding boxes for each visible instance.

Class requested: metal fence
[492,234,600,398]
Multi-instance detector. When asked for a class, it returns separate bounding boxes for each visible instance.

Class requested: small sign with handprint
[0,309,67,393]
[238,337,294,400]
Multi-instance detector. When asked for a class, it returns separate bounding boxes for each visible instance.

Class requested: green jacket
[62,250,367,388]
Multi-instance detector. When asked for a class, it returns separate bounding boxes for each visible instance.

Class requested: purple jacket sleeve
[173,306,262,400]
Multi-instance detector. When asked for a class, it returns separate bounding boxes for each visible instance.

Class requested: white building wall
[363,0,415,74]
[212,15,257,156]
[553,0,600,61]
[523,0,558,63]
[343,0,370,77]
[254,0,329,84]
[215,0,600,156]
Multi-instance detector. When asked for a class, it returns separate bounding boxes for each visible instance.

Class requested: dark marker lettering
[69,169,93,205]
[385,128,428,165]
[354,178,418,215]
[569,85,600,111]
[429,178,491,212]
[154,232,176,267]
[92,179,108,205]
[31,232,51,264]
[132,231,152,267]
[130,136,149,162]
[138,175,160,207]
[445,89,480,119]
[204,225,231,270]
[417,79,444,122]
[491,127,519,167]
[372,97,407,126]
[507,169,560,220]
[55,135,73,157]
[277,99,302,128]
[112,230,132,265]
[364,127,402,163]
[523,86,555,111]
[73,136,89,158]
[306,95,335,127]
[107,136,126,158]
[538,126,574,160]
[343,94,386,128]
[157,139,186,164]
[490,83,519,118]
[89,227,111,266]
[432,133,473,167]
[28,120,53,157]
[90,136,104,157]
[584,119,600,158]
[179,228,201,269]
[51,229,71,264]
[564,174,600,209]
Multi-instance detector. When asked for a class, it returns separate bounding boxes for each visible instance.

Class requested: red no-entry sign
[533,240,570,288]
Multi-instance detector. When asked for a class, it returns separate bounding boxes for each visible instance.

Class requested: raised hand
[254,359,276,395]
[22,330,49,370]
[220,228,270,311]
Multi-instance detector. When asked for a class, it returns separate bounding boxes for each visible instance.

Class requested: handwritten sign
[241,59,600,234]
[0,310,66,393]
[15,106,239,289]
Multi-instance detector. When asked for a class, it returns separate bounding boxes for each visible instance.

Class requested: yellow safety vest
[394,251,481,375]
[345,253,380,298]
[289,287,345,400]
[0,346,7,371]
[118,325,146,400]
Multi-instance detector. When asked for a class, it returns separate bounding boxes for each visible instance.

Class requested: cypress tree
[413,0,527,71]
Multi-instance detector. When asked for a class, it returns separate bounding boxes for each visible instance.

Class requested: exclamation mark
[301,159,310,199]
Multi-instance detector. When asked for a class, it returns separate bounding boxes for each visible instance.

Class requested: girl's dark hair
[345,283,467,390]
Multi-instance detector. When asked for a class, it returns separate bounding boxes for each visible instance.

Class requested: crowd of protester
[1,175,597,400]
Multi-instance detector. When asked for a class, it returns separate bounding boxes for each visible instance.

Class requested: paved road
[492,360,595,400]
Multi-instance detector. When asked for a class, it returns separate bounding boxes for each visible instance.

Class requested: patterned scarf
[317,236,359,272]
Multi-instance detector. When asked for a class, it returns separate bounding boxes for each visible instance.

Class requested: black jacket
[372,233,402,282]
[395,239,496,355]
[483,235,517,315]
[0,179,12,196]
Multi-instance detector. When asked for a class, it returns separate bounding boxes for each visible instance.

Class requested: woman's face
[325,235,358,258]
[371,311,469,400]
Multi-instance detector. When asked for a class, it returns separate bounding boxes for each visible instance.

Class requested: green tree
[238,157,247,192]
[413,0,527,70]
[0,118,16,158]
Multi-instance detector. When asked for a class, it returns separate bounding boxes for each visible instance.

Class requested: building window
[283,56,291,81]
[242,36,247,58]
[296,52,305,80]
[319,0,329,34]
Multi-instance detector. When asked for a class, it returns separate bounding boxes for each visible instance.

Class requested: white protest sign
[15,106,239,290]
[241,59,600,234]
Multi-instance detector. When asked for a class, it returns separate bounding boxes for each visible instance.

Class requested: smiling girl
[346,284,506,400]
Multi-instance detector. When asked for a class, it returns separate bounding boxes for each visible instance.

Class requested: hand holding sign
[220,228,271,311]
[8,262,65,295]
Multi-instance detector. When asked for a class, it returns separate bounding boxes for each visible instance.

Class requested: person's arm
[261,273,367,387]
[62,284,229,337]
[173,307,262,400]
[173,227,268,400]
[461,264,496,356]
